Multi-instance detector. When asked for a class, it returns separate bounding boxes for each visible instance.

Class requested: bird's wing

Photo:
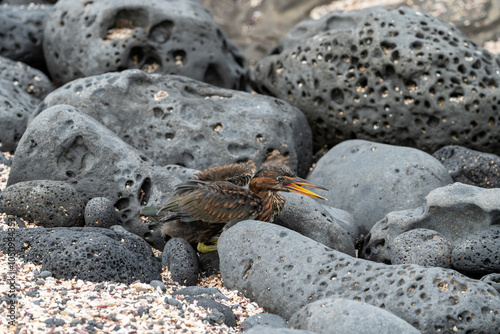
[176,181,263,224]
[194,163,254,186]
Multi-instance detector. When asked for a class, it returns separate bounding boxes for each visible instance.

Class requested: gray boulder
[219,221,500,333]
[0,180,85,227]
[289,298,420,334]
[308,140,452,236]
[250,6,500,155]
[390,229,453,268]
[84,197,119,228]
[241,313,287,331]
[433,145,500,188]
[0,227,161,283]
[33,70,313,176]
[8,104,181,249]
[452,225,500,276]
[362,183,500,264]
[162,238,199,286]
[274,192,355,256]
[43,0,247,88]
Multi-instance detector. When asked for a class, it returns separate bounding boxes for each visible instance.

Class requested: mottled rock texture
[0,180,85,228]
[452,225,500,276]
[433,145,500,188]
[33,70,313,176]
[8,105,181,249]
[0,227,161,283]
[161,238,199,286]
[250,6,500,154]
[0,56,52,153]
[0,4,52,71]
[307,140,452,235]
[362,183,500,264]
[219,221,500,333]
[43,0,247,89]
[289,298,420,334]
[390,229,453,268]
[84,197,119,228]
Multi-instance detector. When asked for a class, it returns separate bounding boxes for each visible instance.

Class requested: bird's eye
[277,176,284,183]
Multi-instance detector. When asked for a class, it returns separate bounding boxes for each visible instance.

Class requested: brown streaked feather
[193,163,254,186]
[160,220,224,244]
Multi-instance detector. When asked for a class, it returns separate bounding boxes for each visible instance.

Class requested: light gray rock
[362,183,500,264]
[308,140,452,236]
[241,313,287,331]
[219,221,500,333]
[289,298,420,334]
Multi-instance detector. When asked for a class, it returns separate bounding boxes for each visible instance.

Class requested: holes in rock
[204,64,224,88]
[165,133,175,141]
[172,50,186,66]
[66,171,75,178]
[153,107,163,118]
[331,88,344,104]
[139,177,151,205]
[381,41,396,55]
[149,20,174,43]
[106,8,149,40]
[114,198,130,211]
[410,41,422,50]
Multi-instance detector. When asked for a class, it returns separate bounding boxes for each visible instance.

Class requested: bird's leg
[197,237,219,253]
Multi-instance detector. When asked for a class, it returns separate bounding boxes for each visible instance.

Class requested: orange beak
[283,176,328,200]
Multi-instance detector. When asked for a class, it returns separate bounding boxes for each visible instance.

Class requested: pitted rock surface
[274,192,355,256]
[33,70,312,176]
[362,183,500,264]
[162,238,199,286]
[0,227,161,283]
[43,0,247,89]
[84,197,119,228]
[433,145,500,188]
[307,140,452,235]
[289,298,420,334]
[219,221,500,333]
[8,105,181,249]
[452,225,500,276]
[0,5,52,71]
[481,273,500,293]
[250,6,500,154]
[0,180,85,228]
[390,229,453,268]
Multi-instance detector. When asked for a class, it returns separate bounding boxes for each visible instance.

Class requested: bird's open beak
[283,177,328,200]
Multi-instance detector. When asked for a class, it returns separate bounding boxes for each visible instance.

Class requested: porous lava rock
[274,192,356,256]
[0,55,53,153]
[43,0,247,89]
[161,238,199,286]
[0,5,52,72]
[219,221,500,333]
[250,6,500,154]
[33,70,313,176]
[0,227,161,283]
[362,183,500,264]
[433,145,500,188]
[289,298,420,334]
[390,229,453,268]
[307,140,452,236]
[8,104,181,249]
[84,197,119,228]
[0,180,85,228]
[452,225,500,276]
[481,273,500,293]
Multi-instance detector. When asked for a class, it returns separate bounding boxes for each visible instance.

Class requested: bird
[145,163,328,252]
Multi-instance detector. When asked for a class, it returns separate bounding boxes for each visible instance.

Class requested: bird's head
[249,165,328,200]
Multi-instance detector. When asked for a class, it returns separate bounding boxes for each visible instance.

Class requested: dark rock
[0,55,53,100]
[274,193,355,256]
[43,0,247,89]
[433,145,500,188]
[184,296,236,327]
[198,251,220,277]
[245,327,316,334]
[85,197,119,228]
[308,140,452,236]
[162,238,199,286]
[241,313,287,331]
[8,104,181,249]
[390,229,453,268]
[149,280,166,292]
[0,227,161,283]
[165,297,182,309]
[219,220,500,333]
[33,70,313,176]
[0,180,85,228]
[0,5,52,72]
[362,183,500,264]
[289,298,420,334]
[250,6,500,154]
[39,270,52,279]
[173,286,228,301]
[452,225,500,276]
[481,273,500,293]
[44,318,65,327]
